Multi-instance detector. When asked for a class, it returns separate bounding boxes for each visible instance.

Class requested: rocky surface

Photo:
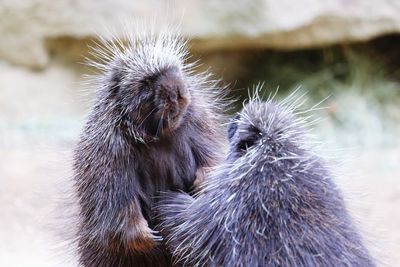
[1,0,400,68]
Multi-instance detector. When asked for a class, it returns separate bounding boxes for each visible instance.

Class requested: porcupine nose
[168,90,178,103]
[153,67,190,133]
[159,68,189,109]
[162,89,178,111]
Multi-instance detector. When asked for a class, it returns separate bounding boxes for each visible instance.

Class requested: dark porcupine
[157,89,375,267]
[72,28,227,267]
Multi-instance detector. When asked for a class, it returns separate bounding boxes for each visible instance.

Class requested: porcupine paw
[126,217,163,252]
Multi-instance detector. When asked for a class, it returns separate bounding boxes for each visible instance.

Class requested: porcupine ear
[227,114,240,141]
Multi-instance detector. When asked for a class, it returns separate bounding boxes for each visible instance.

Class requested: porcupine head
[89,28,193,143]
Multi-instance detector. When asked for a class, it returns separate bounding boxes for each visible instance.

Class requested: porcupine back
[71,24,227,267]
[157,89,375,267]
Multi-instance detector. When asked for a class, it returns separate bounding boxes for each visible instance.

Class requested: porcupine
[72,28,226,267]
[157,89,375,267]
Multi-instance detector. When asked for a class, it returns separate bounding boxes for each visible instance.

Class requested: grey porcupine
[157,89,375,267]
[72,27,227,267]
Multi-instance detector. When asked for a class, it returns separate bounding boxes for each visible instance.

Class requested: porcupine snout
[153,67,191,133]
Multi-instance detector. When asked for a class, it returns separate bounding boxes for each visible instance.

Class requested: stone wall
[1,0,400,68]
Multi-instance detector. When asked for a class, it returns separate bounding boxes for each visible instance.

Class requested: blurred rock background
[0,0,399,266]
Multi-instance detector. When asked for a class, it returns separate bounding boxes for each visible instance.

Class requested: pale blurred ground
[0,65,83,267]
[0,60,399,267]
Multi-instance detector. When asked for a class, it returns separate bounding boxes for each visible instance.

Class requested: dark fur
[72,37,225,266]
[157,97,375,267]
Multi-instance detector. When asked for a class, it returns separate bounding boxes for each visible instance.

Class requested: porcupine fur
[157,88,375,267]
[72,26,227,267]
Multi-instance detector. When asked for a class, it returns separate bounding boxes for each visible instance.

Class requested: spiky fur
[72,26,227,267]
[157,88,375,267]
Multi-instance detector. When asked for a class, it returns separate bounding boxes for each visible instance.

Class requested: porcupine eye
[237,139,255,152]
[236,125,261,154]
